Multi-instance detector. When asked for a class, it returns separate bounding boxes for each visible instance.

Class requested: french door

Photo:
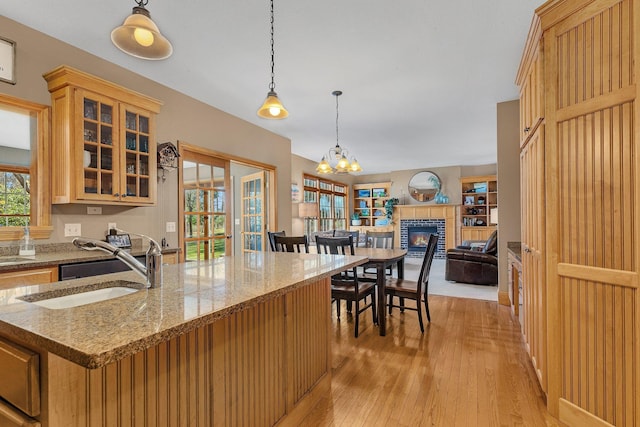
[241,171,266,253]
[179,146,231,261]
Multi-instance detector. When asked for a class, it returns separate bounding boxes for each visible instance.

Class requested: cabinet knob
[121,194,127,198]
[524,247,531,253]
[114,193,120,198]
[524,127,531,133]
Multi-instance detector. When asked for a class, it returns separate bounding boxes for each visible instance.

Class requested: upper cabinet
[516,16,544,147]
[44,65,162,205]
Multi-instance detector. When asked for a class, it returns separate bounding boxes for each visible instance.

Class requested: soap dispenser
[19,227,35,256]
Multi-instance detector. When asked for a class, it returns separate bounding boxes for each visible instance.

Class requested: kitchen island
[0,252,366,426]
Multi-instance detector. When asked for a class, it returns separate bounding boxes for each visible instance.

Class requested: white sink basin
[29,286,139,310]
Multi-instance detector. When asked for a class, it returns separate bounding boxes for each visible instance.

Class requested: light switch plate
[108,223,117,231]
[166,222,176,233]
[64,223,82,237]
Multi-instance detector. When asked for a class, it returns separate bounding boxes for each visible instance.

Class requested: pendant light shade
[257,0,288,119]
[315,90,362,174]
[111,0,173,60]
[257,90,289,119]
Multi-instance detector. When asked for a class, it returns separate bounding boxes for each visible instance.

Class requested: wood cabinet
[518,0,638,424]
[459,175,497,242]
[44,65,162,206]
[352,182,392,228]
[0,267,58,291]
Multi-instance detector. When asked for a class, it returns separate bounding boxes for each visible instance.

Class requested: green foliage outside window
[0,171,30,227]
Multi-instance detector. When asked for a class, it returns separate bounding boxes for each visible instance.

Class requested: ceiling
[1,0,540,174]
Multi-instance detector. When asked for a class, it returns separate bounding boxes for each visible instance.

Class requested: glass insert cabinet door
[241,171,266,253]
[183,157,230,261]
[79,90,154,202]
[80,92,117,198]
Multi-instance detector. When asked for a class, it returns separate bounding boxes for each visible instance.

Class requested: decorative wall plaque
[0,37,16,85]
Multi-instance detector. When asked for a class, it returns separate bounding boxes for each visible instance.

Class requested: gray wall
[0,16,292,248]
[496,100,521,292]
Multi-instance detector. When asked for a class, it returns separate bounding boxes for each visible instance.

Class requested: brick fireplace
[392,205,456,259]
[401,220,446,259]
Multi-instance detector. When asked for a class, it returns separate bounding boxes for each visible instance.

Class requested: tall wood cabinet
[459,175,497,242]
[44,65,162,206]
[518,0,639,425]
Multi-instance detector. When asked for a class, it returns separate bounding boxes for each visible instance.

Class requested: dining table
[354,247,408,336]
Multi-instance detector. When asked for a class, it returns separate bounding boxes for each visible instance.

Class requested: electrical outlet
[166,222,176,233]
[87,206,102,215]
[64,223,82,237]
[108,222,117,231]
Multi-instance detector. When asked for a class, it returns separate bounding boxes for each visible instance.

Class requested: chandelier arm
[135,0,149,7]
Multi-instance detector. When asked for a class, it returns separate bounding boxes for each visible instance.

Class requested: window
[303,174,348,233]
[0,94,51,240]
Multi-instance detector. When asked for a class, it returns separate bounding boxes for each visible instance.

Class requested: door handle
[226,235,233,239]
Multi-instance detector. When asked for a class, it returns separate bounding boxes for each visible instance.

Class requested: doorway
[178,142,277,261]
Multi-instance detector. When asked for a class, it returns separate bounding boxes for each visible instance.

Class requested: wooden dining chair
[360,230,395,280]
[334,229,361,247]
[316,236,377,337]
[273,235,310,253]
[267,230,286,251]
[385,233,438,333]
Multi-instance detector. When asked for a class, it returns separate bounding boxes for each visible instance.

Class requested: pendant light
[257,0,289,119]
[111,0,173,60]
[316,91,362,174]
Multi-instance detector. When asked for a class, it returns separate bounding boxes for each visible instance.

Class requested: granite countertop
[0,252,367,369]
[507,241,522,260]
[0,246,180,272]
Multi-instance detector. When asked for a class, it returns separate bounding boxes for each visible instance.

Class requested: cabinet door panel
[76,89,120,202]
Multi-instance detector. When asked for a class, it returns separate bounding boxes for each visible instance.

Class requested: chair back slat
[366,231,394,249]
[267,230,286,251]
[334,230,361,247]
[273,235,310,253]
[316,236,355,256]
[417,234,439,296]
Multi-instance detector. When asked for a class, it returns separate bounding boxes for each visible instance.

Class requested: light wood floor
[298,295,565,427]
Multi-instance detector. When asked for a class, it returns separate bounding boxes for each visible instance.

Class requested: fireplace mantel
[393,204,457,250]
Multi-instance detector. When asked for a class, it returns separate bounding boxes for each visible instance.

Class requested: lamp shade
[298,202,319,218]
[257,90,289,119]
[111,6,173,60]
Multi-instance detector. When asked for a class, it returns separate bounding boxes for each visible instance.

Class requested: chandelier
[316,90,362,174]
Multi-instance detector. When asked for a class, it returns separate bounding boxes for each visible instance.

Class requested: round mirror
[408,171,441,202]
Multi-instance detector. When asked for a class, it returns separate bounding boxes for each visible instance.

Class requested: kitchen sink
[19,280,144,310]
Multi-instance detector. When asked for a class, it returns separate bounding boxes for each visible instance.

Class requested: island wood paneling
[527,0,639,425]
[40,277,331,426]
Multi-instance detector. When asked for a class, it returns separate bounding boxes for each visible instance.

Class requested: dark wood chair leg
[417,300,424,333]
[424,296,431,322]
[371,293,377,325]
[388,295,393,314]
[336,299,341,319]
[400,297,405,312]
[354,301,360,338]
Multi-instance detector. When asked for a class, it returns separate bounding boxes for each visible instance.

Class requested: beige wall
[0,16,292,247]
[496,100,521,292]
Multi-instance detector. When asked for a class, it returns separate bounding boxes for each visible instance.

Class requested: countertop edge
[0,254,368,369]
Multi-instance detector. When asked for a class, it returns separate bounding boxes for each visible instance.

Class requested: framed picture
[464,195,475,205]
[0,37,16,85]
[372,188,387,197]
[291,183,300,202]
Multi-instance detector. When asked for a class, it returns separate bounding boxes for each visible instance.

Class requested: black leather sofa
[445,230,498,285]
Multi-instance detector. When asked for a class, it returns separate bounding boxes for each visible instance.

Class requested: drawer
[0,400,40,427]
[0,337,40,417]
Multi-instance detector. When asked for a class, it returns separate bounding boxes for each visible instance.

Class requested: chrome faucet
[72,229,163,288]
